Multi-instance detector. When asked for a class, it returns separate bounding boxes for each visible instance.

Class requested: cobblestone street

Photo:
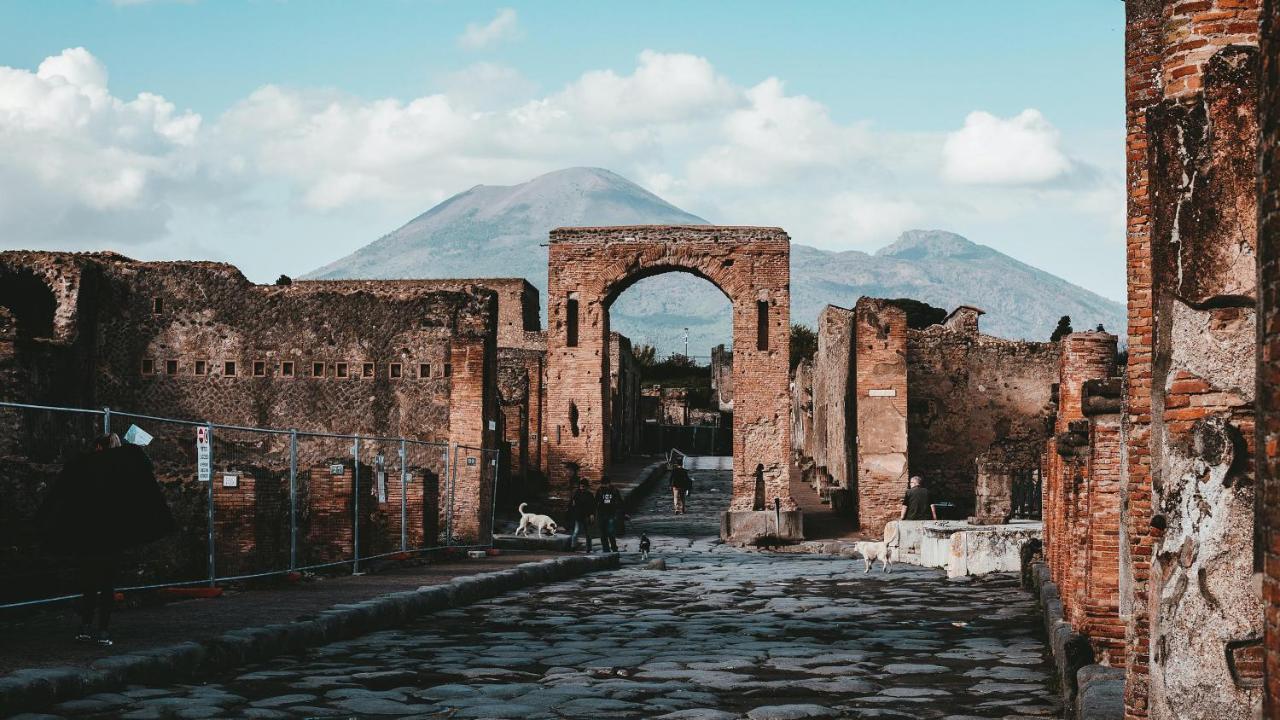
[38,470,1060,719]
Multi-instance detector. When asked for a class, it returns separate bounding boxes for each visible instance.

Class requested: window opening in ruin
[337,362,349,378]
[312,362,325,378]
[152,297,163,314]
[757,300,769,351]
[282,361,294,377]
[569,402,580,437]
[443,363,452,377]
[141,358,154,375]
[194,360,207,376]
[566,293,579,347]
[253,361,266,377]
[362,362,374,378]
[0,270,57,341]
[224,361,236,377]
[165,359,178,375]
[389,363,402,379]
[419,363,430,378]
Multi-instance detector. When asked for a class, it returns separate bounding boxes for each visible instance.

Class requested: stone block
[720,510,804,544]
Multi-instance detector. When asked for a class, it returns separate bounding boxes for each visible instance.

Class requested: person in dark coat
[567,478,595,553]
[901,475,936,521]
[668,460,692,515]
[595,477,623,553]
[37,433,174,645]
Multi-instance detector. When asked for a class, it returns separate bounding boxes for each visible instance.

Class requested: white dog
[515,503,558,537]
[854,524,899,573]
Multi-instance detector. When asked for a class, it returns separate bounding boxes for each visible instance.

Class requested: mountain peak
[875,229,989,260]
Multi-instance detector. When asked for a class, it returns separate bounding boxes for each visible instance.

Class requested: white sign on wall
[222,474,238,488]
[868,388,897,398]
[196,426,212,482]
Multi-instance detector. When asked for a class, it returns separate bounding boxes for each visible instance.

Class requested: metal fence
[0,401,499,610]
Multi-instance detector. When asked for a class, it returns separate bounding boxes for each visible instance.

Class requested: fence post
[352,435,361,575]
[447,444,458,546]
[289,429,298,571]
[102,406,111,436]
[399,439,408,552]
[206,422,216,587]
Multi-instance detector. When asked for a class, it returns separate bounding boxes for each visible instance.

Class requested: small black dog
[639,534,651,559]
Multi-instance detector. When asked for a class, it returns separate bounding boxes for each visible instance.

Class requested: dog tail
[518,502,527,514]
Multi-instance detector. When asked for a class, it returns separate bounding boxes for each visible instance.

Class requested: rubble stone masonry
[0,252,501,596]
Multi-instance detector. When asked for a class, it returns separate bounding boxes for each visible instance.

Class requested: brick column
[447,328,498,543]
[853,298,908,535]
[1258,2,1280,713]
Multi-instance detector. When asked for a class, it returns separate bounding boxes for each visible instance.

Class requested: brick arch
[545,225,796,528]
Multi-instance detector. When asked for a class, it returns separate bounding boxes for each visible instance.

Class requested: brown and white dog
[515,503,558,537]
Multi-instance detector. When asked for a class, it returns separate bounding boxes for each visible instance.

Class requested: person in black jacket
[595,477,623,553]
[668,460,692,515]
[38,433,174,646]
[567,478,595,552]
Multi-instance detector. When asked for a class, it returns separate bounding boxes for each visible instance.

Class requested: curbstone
[0,555,618,717]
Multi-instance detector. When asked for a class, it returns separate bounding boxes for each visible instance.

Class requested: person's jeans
[672,487,685,514]
[599,515,619,553]
[569,519,592,552]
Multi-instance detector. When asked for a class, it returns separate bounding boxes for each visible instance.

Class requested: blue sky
[0,1,1126,299]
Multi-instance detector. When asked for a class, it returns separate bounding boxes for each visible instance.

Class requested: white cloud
[458,8,521,50]
[942,109,1073,185]
[0,47,1122,295]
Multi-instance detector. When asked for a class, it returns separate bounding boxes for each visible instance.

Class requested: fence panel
[0,399,490,610]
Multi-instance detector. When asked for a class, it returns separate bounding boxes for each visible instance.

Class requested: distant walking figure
[668,459,692,515]
[595,477,623,553]
[568,477,595,552]
[37,433,174,646]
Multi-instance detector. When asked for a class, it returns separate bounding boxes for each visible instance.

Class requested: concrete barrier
[0,554,620,717]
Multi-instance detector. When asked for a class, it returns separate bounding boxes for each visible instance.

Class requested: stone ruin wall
[906,317,1059,517]
[788,299,1059,535]
[1119,2,1264,717]
[1041,332,1125,667]
[545,226,792,512]
[0,252,501,600]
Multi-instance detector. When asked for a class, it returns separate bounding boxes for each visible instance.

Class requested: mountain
[305,167,1126,355]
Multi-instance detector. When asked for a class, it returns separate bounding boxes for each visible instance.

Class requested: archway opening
[0,270,56,342]
[607,270,733,460]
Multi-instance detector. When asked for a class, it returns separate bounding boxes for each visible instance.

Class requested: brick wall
[545,226,793,513]
[906,317,1059,515]
[1258,2,1280,715]
[0,252,501,591]
[1124,1,1264,716]
[853,298,908,535]
[801,305,855,494]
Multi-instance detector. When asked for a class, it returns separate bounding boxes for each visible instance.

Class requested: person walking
[595,477,623,553]
[567,478,595,552]
[669,459,692,515]
[38,431,174,646]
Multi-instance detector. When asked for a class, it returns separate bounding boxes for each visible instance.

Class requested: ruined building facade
[791,298,1060,537]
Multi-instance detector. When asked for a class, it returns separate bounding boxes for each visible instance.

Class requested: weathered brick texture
[1124,2,1264,716]
[853,298,908,535]
[545,226,792,513]
[1256,1,1280,714]
[0,252,502,592]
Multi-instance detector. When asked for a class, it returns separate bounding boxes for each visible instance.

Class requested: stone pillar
[853,298,908,535]
[814,305,855,492]
[1083,378,1125,666]
[447,326,498,543]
